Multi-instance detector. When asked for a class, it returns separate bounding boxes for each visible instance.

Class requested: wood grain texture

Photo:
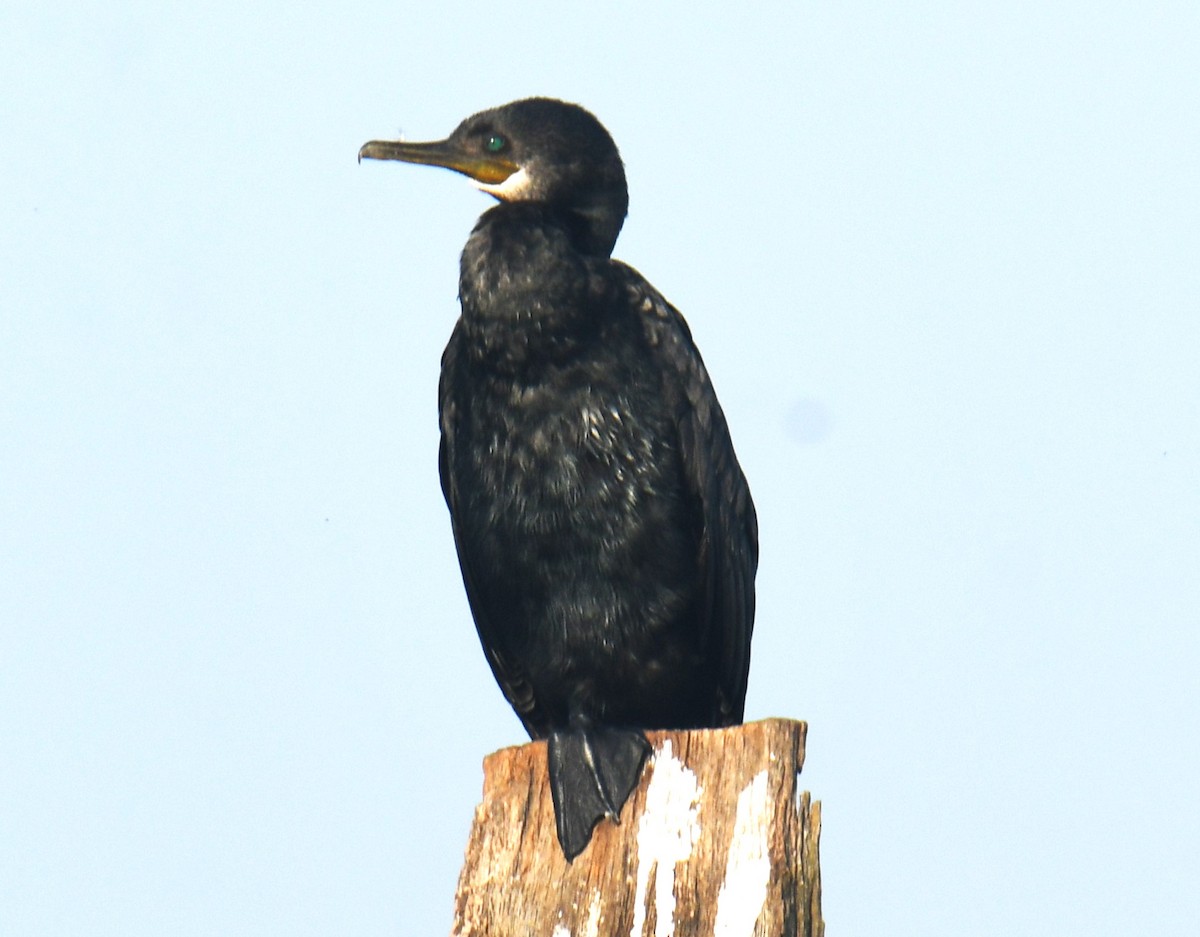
[451,719,823,937]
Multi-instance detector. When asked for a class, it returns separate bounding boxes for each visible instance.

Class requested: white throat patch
[472,166,534,200]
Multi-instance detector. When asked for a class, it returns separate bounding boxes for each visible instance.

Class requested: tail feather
[547,728,651,860]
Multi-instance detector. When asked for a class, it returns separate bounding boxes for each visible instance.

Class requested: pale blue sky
[3,3,1198,934]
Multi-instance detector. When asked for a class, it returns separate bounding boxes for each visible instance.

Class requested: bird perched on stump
[360,98,757,860]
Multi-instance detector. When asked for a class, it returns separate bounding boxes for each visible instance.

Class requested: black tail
[547,727,652,860]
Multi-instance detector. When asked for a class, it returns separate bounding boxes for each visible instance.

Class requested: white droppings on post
[713,770,772,937]
[582,891,602,937]
[629,740,703,937]
[549,892,599,937]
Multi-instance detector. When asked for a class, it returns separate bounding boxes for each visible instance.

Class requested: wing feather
[614,262,759,724]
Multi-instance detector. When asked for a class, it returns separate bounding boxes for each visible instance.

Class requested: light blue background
[3,3,1197,934]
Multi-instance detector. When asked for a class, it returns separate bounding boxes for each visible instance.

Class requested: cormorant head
[360,97,629,257]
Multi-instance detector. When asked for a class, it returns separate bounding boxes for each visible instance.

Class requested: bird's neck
[459,204,600,321]
[457,204,611,370]
[562,200,624,258]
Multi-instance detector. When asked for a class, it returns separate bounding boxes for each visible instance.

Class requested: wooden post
[451,718,823,937]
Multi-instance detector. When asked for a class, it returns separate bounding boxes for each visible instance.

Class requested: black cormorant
[359,98,757,860]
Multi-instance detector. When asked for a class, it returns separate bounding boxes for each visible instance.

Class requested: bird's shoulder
[602,259,720,431]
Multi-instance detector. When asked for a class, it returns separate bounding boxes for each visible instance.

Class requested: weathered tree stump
[451,718,822,937]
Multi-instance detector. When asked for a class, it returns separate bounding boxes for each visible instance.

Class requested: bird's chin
[472,166,535,201]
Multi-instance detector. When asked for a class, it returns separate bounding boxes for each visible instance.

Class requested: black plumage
[359,98,757,859]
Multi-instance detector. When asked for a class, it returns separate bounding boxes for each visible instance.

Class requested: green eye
[484,134,507,153]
